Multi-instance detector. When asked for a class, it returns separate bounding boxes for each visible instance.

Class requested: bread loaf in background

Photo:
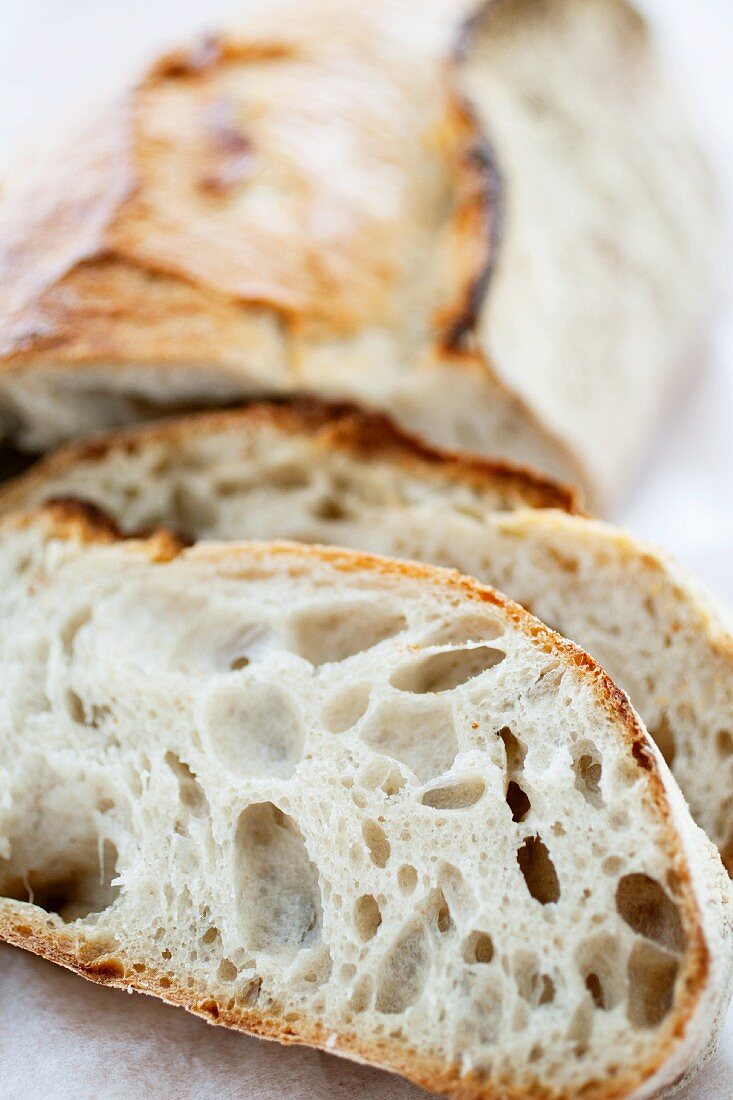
[0,0,716,508]
[0,502,730,1098]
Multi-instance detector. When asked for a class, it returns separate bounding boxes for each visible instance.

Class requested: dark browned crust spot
[440,95,503,352]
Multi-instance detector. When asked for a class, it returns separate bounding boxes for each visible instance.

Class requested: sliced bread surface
[0,502,731,1099]
[4,401,733,874]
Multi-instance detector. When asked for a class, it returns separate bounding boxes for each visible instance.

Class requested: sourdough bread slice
[3,401,733,874]
[0,501,731,1099]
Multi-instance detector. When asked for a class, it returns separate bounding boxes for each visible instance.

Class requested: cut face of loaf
[5,400,733,875]
[0,504,730,1100]
[0,0,716,507]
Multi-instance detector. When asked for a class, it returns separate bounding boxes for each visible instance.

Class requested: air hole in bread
[429,888,452,933]
[200,680,304,779]
[67,689,86,725]
[363,697,458,782]
[165,753,208,817]
[201,926,219,945]
[398,865,418,894]
[66,689,110,730]
[649,715,676,767]
[576,934,623,1011]
[568,998,594,1056]
[422,615,503,647]
[217,958,238,982]
[311,495,352,522]
[375,920,429,1014]
[514,952,555,1006]
[242,977,263,1007]
[170,483,218,535]
[517,836,560,904]
[498,726,527,772]
[354,894,382,941]
[627,942,678,1028]
[717,729,733,757]
[615,874,686,953]
[571,741,604,808]
[321,683,371,733]
[0,838,120,923]
[391,646,505,694]
[421,777,485,810]
[462,931,494,964]
[506,781,531,822]
[234,802,322,954]
[266,462,311,491]
[291,604,406,666]
[350,974,373,1013]
[60,607,93,655]
[362,820,391,867]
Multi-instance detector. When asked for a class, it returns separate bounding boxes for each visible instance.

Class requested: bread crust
[0,0,715,507]
[0,500,726,1100]
[0,399,580,515]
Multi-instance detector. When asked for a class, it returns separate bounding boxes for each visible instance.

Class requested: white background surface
[0,1,731,1096]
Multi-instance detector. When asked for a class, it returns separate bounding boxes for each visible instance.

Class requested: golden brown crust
[0,4,495,374]
[0,502,713,1099]
[0,398,580,515]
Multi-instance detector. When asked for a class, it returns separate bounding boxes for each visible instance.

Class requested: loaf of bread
[0,501,730,1098]
[0,0,715,507]
[5,400,732,876]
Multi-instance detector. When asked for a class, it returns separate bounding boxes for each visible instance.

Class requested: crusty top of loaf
[0,0,492,368]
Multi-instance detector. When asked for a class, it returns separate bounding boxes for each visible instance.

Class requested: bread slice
[0,0,715,507]
[4,400,733,876]
[0,500,730,1099]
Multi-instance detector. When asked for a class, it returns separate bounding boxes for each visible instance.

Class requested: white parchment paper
[0,0,731,1095]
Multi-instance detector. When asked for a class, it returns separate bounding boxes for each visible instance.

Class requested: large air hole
[234,803,322,954]
[615,874,686,953]
[375,921,430,1014]
[514,952,555,1006]
[0,764,122,923]
[575,934,624,1011]
[0,838,120,923]
[93,587,276,674]
[362,820,391,867]
[362,697,458,782]
[165,752,208,818]
[354,895,382,941]
[429,888,452,934]
[627,942,679,1028]
[517,836,560,904]
[390,646,505,694]
[290,602,406,666]
[421,615,503,647]
[462,931,494,964]
[200,680,304,779]
[421,777,485,810]
[321,683,371,733]
[506,782,531,822]
[498,726,527,772]
[571,741,604,808]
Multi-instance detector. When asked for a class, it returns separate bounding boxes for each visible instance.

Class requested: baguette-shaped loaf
[5,401,733,876]
[0,502,731,1099]
[0,0,716,507]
